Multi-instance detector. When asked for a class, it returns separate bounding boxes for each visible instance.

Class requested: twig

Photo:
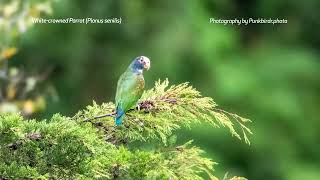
[212,107,234,116]
[212,107,251,123]
[82,98,170,122]
[83,112,116,122]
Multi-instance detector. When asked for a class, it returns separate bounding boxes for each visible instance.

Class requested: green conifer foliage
[0,80,251,179]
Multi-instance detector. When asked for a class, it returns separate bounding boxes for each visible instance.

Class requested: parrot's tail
[115,115,124,126]
[115,107,125,126]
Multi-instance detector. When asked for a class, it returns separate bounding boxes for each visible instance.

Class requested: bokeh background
[4,0,320,179]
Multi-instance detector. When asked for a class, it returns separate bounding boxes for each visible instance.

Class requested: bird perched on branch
[115,56,151,125]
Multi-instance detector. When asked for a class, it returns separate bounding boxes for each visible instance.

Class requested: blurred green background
[8,0,320,179]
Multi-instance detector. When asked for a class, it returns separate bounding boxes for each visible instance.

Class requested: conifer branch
[75,79,252,145]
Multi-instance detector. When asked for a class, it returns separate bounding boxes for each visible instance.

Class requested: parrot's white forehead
[140,56,150,64]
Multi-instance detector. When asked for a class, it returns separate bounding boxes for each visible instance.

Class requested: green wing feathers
[115,71,145,112]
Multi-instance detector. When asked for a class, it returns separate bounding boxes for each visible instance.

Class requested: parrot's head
[132,56,151,72]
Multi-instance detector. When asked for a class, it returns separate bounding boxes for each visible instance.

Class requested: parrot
[115,56,151,125]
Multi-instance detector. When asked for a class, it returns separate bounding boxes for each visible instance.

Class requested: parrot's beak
[141,56,150,70]
[144,63,150,70]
